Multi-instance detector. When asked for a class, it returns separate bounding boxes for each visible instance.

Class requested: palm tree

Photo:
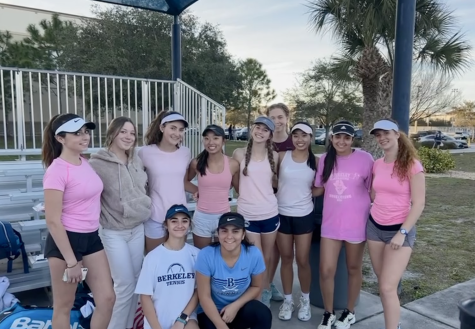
[307,0,472,156]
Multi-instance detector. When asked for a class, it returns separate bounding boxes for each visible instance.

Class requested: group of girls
[40,102,424,329]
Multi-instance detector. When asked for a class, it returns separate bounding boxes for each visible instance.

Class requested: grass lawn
[452,152,475,172]
[362,177,475,304]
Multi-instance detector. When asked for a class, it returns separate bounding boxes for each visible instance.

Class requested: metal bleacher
[0,66,235,294]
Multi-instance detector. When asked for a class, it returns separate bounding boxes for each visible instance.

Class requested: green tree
[234,58,276,137]
[285,59,362,139]
[66,6,241,111]
[308,0,472,157]
[452,101,475,127]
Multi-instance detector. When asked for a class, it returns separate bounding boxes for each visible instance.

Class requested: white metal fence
[0,67,226,159]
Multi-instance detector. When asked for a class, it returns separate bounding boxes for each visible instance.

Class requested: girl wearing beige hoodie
[89,117,152,329]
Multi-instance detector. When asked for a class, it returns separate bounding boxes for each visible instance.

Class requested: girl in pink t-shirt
[187,124,240,249]
[41,113,114,329]
[367,119,425,329]
[139,110,198,253]
[313,120,374,329]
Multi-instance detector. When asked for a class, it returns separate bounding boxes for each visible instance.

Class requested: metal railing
[0,67,226,159]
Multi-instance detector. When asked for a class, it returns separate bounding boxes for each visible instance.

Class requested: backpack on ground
[0,221,29,274]
[0,283,95,329]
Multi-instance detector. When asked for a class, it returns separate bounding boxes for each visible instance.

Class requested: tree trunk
[357,47,388,159]
[361,75,383,158]
[378,69,393,118]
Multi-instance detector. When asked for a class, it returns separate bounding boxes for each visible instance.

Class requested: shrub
[418,147,455,173]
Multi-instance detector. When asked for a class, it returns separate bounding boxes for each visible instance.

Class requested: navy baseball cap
[165,204,191,219]
[332,121,355,136]
[218,212,245,229]
[202,124,225,137]
[254,116,275,132]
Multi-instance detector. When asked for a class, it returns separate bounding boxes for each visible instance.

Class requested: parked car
[315,132,327,145]
[236,127,248,140]
[420,134,468,148]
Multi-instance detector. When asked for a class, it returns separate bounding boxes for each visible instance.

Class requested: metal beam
[391,0,416,134]
[172,15,182,81]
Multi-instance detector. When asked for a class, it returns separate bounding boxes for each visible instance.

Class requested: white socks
[284,292,310,301]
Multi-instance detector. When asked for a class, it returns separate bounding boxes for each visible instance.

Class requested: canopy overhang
[92,0,199,16]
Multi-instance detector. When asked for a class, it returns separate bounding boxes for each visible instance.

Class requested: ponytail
[322,143,337,184]
[196,150,209,176]
[394,131,419,181]
[307,145,316,171]
[266,139,276,175]
[42,114,63,168]
[243,139,253,176]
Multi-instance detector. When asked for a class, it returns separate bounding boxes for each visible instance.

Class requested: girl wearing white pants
[90,117,152,329]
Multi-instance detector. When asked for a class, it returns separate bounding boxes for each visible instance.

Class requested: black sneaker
[318,311,336,329]
[335,308,356,328]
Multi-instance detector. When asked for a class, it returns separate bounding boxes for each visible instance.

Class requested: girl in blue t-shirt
[196,212,272,329]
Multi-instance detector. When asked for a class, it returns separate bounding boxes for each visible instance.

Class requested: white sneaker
[317,311,336,329]
[335,309,356,329]
[278,299,294,321]
[297,297,311,321]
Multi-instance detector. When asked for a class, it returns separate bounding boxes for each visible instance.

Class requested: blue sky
[2,0,474,103]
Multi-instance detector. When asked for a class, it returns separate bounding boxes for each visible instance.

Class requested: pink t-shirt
[43,157,103,233]
[314,150,374,241]
[371,159,424,225]
[139,145,191,224]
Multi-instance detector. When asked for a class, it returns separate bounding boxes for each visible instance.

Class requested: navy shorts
[245,215,280,234]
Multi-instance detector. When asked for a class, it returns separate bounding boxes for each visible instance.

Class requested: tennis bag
[0,284,94,329]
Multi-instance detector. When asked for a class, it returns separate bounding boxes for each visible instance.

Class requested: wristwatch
[400,228,408,236]
[176,313,189,325]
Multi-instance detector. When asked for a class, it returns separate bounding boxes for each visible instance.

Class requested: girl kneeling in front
[135,204,200,329]
[196,212,272,329]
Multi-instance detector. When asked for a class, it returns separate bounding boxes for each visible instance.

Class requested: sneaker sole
[335,318,356,329]
[298,315,311,322]
[278,316,293,321]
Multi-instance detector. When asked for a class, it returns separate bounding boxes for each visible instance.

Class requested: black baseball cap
[53,113,96,136]
[202,124,225,137]
[332,121,355,136]
[165,204,191,219]
[218,212,245,229]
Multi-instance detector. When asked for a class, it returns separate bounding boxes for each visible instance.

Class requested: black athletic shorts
[278,211,315,235]
[44,230,104,261]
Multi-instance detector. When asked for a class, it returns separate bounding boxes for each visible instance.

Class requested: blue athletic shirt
[195,244,265,313]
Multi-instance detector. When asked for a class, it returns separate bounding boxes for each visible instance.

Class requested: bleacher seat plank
[6,267,51,294]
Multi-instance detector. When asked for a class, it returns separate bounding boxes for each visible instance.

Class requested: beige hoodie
[89,149,152,230]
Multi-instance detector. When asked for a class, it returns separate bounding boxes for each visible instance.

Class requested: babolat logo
[10,317,82,329]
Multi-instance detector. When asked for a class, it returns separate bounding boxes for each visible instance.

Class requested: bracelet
[67,262,78,269]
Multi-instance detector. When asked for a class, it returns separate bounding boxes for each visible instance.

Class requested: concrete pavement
[10,264,474,329]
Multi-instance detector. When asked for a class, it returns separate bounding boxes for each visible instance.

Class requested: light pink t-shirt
[314,150,374,241]
[43,157,103,233]
[371,159,424,225]
[139,145,191,224]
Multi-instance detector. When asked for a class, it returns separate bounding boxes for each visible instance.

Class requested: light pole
[391,0,416,134]
[92,0,199,81]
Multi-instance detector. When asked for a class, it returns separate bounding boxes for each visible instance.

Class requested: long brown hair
[41,114,66,168]
[105,117,138,158]
[242,125,276,176]
[144,110,182,147]
[384,118,419,181]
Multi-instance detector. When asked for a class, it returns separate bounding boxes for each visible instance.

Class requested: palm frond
[415,31,473,77]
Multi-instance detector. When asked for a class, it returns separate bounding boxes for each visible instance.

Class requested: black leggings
[197,300,272,329]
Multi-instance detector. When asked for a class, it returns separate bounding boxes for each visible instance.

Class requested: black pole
[172,15,182,81]
[391,0,416,134]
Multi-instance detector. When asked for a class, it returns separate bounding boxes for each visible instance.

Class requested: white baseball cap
[54,114,96,136]
[369,120,399,135]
